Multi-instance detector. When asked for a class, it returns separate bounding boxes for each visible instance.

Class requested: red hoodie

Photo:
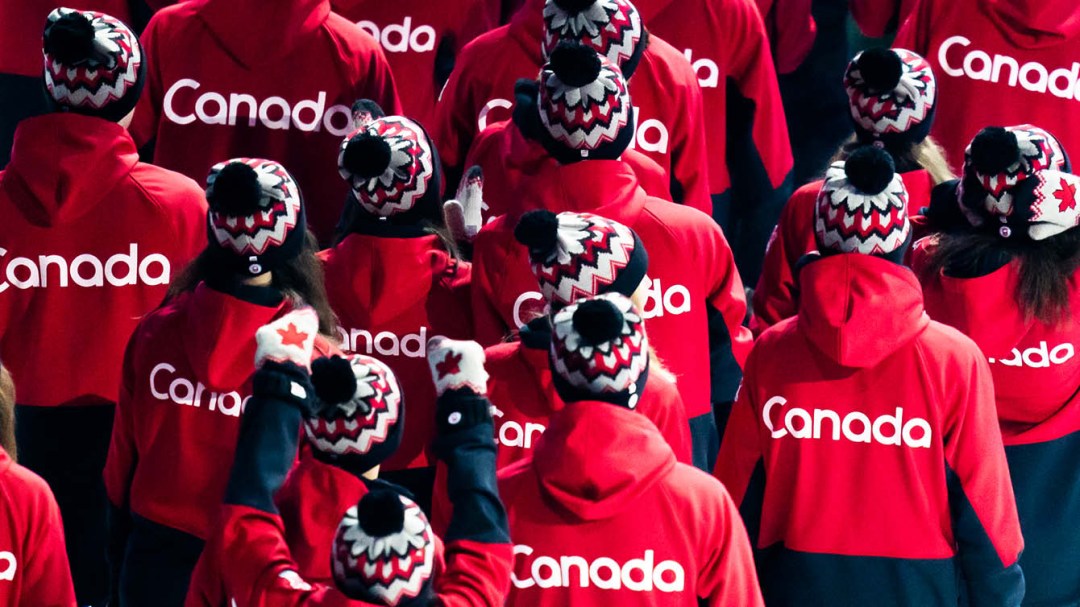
[471,160,751,425]
[634,0,793,284]
[895,0,1080,170]
[186,454,371,605]
[429,338,693,533]
[751,169,934,334]
[498,403,763,606]
[0,113,207,408]
[850,0,916,38]
[0,0,131,77]
[432,0,710,210]
[755,0,815,75]
[131,0,402,243]
[465,120,701,223]
[104,283,332,539]
[913,243,1080,606]
[319,229,472,470]
[328,0,501,126]
[0,449,77,607]
[717,254,1024,606]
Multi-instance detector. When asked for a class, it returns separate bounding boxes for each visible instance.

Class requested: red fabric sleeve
[702,220,752,369]
[433,539,512,607]
[757,0,815,74]
[750,182,816,333]
[354,45,402,117]
[22,482,77,607]
[469,228,513,346]
[103,335,140,509]
[892,0,934,54]
[713,356,763,508]
[851,0,917,39]
[220,505,353,607]
[698,482,765,607]
[941,341,1025,588]
[722,0,793,192]
[667,63,712,213]
[130,16,163,147]
[432,44,483,178]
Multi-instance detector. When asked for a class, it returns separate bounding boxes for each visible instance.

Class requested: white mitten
[254,308,319,370]
[443,166,486,243]
[426,337,488,396]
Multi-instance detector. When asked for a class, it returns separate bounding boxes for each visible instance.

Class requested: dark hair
[920,227,1080,325]
[167,231,338,336]
[0,366,15,460]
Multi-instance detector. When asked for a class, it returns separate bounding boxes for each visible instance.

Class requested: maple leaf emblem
[277,323,309,348]
[435,351,462,379]
[1054,179,1077,213]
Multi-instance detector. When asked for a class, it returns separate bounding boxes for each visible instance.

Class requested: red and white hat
[541,0,646,78]
[333,489,435,606]
[844,48,936,145]
[815,146,911,258]
[42,7,145,122]
[337,116,440,221]
[205,158,306,276]
[549,293,649,409]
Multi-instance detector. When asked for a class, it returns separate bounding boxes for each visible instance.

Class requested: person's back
[131,0,402,243]
[498,294,762,606]
[895,0,1080,169]
[717,149,1025,606]
[0,10,207,604]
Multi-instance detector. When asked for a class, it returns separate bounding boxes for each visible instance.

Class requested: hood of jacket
[182,282,287,390]
[512,159,648,225]
[984,0,1080,48]
[632,0,677,22]
[1,114,138,227]
[195,0,331,67]
[322,231,454,328]
[798,254,930,368]
[925,262,1036,359]
[532,402,676,521]
[507,0,546,63]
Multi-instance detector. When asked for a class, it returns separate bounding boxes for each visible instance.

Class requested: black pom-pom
[845,146,896,195]
[208,162,263,217]
[857,48,904,94]
[514,210,560,261]
[553,0,597,13]
[311,356,358,405]
[549,40,602,88]
[44,12,97,65]
[343,134,393,180]
[970,127,1020,176]
[357,490,406,537]
[573,299,625,345]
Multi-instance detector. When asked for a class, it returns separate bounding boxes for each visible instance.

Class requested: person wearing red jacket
[894,0,1080,172]
[433,0,711,212]
[0,368,78,607]
[205,324,511,606]
[634,0,793,285]
[499,293,762,606]
[716,146,1025,606]
[0,10,207,605]
[754,0,815,75]
[187,335,408,604]
[322,115,472,502]
[430,210,692,533]
[0,0,133,169]
[104,159,339,607]
[849,0,916,38]
[913,130,1080,605]
[471,45,750,469]
[753,47,953,334]
[130,0,402,243]
[328,0,501,127]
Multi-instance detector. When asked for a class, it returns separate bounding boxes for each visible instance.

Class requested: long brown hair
[167,231,338,336]
[832,135,955,185]
[0,366,15,460]
[921,228,1080,325]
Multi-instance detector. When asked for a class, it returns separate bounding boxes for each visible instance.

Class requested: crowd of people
[0,0,1077,605]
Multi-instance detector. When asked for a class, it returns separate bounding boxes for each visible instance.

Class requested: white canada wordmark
[0,244,169,292]
[357,18,436,53]
[763,396,932,448]
[512,546,685,592]
[938,36,1080,101]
